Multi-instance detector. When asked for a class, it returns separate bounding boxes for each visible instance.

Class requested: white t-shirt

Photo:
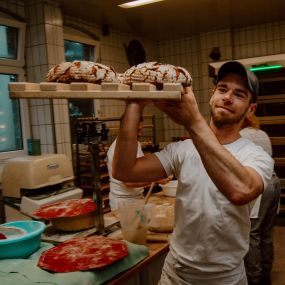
[155,137,274,274]
[107,138,144,197]
[239,128,273,219]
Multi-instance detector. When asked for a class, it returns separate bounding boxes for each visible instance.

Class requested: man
[108,117,173,212]
[240,127,281,285]
[107,117,145,212]
[113,61,274,284]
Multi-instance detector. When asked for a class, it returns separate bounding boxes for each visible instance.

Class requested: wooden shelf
[274,157,285,167]
[280,178,285,189]
[80,172,109,180]
[257,71,285,211]
[259,77,285,83]
[271,137,285,145]
[77,161,107,168]
[79,183,109,191]
[257,94,285,103]
[9,82,182,100]
[258,115,285,125]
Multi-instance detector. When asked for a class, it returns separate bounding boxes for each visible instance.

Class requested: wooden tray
[9,82,182,100]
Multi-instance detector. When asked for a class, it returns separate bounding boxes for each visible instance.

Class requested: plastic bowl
[0,220,46,259]
[159,180,178,197]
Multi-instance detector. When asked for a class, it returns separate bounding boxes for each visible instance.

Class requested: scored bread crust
[123,61,192,87]
[46,61,118,83]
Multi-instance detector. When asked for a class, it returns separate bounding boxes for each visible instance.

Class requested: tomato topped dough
[33,198,96,219]
[38,236,129,272]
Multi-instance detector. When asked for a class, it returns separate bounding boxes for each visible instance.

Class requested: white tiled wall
[25,0,68,157]
[1,0,285,153]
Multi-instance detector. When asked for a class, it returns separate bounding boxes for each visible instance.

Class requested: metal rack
[74,118,109,233]
[104,114,156,150]
[73,115,156,214]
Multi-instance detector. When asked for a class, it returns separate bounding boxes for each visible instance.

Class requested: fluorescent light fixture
[249,64,283,72]
[118,0,164,9]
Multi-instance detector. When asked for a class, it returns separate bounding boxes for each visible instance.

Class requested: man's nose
[223,91,233,102]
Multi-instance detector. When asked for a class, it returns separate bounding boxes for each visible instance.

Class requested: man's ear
[246,103,257,118]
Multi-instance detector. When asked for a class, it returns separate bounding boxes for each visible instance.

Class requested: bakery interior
[0,0,285,284]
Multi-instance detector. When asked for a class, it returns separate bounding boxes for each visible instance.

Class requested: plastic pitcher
[118,200,153,245]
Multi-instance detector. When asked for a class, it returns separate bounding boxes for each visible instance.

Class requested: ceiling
[58,0,285,41]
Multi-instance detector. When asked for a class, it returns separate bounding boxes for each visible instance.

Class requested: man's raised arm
[113,101,167,183]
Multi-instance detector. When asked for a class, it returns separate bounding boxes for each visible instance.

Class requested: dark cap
[216,61,259,103]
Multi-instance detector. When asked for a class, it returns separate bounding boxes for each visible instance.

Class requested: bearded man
[113,61,274,285]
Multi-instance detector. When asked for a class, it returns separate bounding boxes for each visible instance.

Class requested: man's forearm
[185,119,263,205]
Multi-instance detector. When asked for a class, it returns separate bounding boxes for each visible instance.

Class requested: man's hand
[125,98,153,109]
[156,175,174,185]
[154,87,201,128]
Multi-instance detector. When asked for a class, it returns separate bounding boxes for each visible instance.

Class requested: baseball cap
[215,61,259,103]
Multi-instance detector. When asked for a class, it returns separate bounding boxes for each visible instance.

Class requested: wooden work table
[1,192,174,285]
[105,241,169,285]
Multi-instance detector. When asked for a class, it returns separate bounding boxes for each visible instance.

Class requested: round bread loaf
[50,211,97,232]
[123,61,192,88]
[46,61,117,84]
[33,198,97,232]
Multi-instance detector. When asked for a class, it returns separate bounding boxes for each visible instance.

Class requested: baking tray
[41,214,120,243]
[9,82,182,100]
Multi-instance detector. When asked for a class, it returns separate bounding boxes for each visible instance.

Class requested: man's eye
[218,87,227,93]
[235,93,245,98]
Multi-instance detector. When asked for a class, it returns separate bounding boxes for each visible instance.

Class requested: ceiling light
[249,64,283,72]
[118,0,164,9]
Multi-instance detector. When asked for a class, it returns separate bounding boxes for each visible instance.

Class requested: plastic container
[148,203,174,233]
[118,200,153,245]
[0,220,46,259]
[27,138,41,155]
[159,180,178,197]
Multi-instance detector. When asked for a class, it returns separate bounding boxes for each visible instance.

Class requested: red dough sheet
[33,198,96,219]
[38,235,129,272]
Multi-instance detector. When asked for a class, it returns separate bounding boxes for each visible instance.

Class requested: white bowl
[159,180,178,197]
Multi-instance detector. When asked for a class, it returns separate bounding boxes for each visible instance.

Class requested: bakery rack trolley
[74,117,110,233]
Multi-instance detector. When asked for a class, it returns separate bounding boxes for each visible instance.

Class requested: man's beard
[210,108,247,129]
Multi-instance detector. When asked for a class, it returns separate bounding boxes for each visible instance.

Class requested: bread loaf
[50,211,97,232]
[46,61,118,84]
[123,61,192,88]
[33,198,97,232]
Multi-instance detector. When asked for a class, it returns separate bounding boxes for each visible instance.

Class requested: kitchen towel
[0,241,149,285]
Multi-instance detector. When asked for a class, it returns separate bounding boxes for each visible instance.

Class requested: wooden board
[9,82,182,100]
[258,115,285,125]
[106,242,169,285]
